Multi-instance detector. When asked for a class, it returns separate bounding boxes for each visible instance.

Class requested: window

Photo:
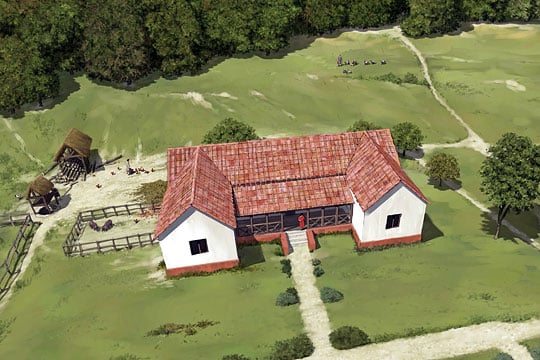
[189,239,208,255]
[385,214,401,229]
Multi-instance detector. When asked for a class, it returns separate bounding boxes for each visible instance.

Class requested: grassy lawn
[425,148,539,241]
[412,24,540,144]
[0,225,20,262]
[0,30,468,211]
[314,169,540,339]
[0,226,303,359]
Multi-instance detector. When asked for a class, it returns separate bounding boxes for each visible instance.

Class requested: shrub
[493,353,513,360]
[329,326,371,350]
[313,266,325,277]
[280,259,292,277]
[320,287,344,303]
[276,290,299,306]
[311,258,321,266]
[285,287,298,297]
[157,260,165,270]
[273,246,284,257]
[530,347,540,360]
[268,333,314,360]
[222,355,251,360]
[133,180,167,204]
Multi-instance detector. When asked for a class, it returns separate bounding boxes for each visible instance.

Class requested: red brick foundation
[165,259,239,277]
[236,232,282,244]
[356,234,422,248]
[280,232,290,255]
[306,230,317,251]
[311,223,352,235]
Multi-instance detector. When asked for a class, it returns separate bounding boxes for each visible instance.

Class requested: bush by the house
[280,259,292,277]
[268,333,314,360]
[273,246,284,256]
[530,346,540,360]
[313,266,325,277]
[329,326,371,350]
[276,288,300,306]
[222,355,251,360]
[311,258,321,266]
[493,353,513,360]
[320,287,344,303]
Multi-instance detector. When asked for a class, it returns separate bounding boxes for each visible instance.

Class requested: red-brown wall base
[356,234,422,248]
[166,259,239,277]
[236,232,282,244]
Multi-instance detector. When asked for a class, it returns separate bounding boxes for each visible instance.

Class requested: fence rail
[63,202,161,257]
[0,214,36,299]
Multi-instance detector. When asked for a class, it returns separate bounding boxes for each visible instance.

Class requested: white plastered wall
[351,189,365,236]
[159,207,238,270]
[357,183,426,243]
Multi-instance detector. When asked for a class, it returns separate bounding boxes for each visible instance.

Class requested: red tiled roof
[234,176,352,216]
[157,130,426,238]
[346,133,428,210]
[154,148,235,238]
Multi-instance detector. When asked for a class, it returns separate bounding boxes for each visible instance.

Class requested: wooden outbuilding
[54,128,92,182]
[26,175,60,215]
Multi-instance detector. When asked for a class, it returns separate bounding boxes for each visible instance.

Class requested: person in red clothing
[298,214,305,229]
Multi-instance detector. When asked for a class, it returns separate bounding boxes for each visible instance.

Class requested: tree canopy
[202,118,260,144]
[348,120,382,132]
[426,152,460,186]
[480,133,540,239]
[402,0,463,36]
[391,122,424,156]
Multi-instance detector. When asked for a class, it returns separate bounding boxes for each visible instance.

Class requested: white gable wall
[351,189,365,236]
[361,183,426,243]
[159,207,238,270]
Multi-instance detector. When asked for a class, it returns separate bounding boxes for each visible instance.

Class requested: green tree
[506,0,532,20]
[252,0,300,54]
[0,35,58,112]
[348,120,381,132]
[391,122,424,156]
[82,0,152,83]
[16,0,83,72]
[303,0,347,34]
[480,133,540,239]
[349,0,406,28]
[200,0,255,54]
[426,152,460,187]
[144,0,202,76]
[202,118,260,144]
[402,0,463,36]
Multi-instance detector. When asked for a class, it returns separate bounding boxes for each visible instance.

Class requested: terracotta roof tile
[155,148,235,238]
[346,133,427,210]
[157,130,426,237]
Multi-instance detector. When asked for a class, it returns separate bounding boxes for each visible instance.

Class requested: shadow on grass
[422,214,444,242]
[238,243,266,268]
[427,178,462,191]
[0,72,81,119]
[480,211,519,244]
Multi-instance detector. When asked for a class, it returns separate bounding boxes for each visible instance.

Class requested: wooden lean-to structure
[54,128,92,182]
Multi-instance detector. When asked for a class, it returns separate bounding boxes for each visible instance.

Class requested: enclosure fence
[0,213,36,299]
[62,202,161,257]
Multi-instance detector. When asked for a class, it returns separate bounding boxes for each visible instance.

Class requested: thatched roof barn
[25,175,60,215]
[54,128,93,182]
[54,128,92,162]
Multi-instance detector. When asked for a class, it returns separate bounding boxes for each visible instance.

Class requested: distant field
[0,231,303,359]
[412,24,540,144]
[314,170,540,338]
[0,30,469,211]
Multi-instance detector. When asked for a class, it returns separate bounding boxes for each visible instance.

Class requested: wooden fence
[0,214,36,300]
[63,202,161,257]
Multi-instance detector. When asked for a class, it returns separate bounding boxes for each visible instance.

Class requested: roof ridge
[189,148,200,207]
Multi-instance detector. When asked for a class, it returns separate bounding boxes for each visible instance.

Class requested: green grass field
[0,229,303,359]
[412,25,540,144]
[425,148,539,241]
[0,225,20,262]
[444,349,501,360]
[314,169,540,338]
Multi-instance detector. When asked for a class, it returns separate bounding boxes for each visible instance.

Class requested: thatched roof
[54,128,92,161]
[25,175,54,199]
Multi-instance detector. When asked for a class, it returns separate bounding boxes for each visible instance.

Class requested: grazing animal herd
[337,54,387,75]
